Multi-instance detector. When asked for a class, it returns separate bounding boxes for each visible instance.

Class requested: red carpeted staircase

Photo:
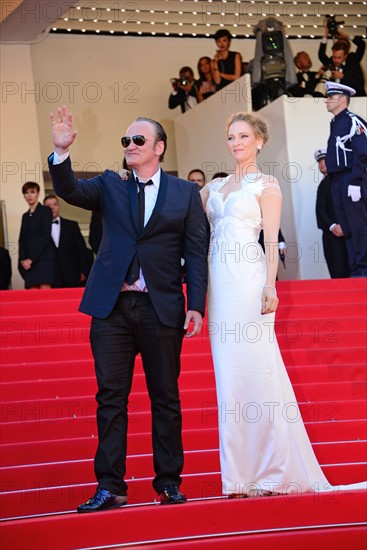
[1,279,366,549]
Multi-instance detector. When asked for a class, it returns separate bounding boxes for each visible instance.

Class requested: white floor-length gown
[206,173,366,496]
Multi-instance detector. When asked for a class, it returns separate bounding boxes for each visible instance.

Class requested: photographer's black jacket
[318,36,366,96]
[168,84,200,113]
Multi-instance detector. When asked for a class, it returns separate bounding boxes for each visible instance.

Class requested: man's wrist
[329,223,336,232]
[53,150,70,165]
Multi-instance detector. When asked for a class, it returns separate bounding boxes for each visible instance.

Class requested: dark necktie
[137,179,153,230]
[52,219,59,224]
[125,179,153,285]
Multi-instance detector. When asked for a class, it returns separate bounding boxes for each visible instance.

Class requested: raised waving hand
[49,105,77,155]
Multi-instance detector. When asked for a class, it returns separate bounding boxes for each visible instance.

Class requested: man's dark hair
[214,29,232,42]
[188,169,206,181]
[43,194,58,204]
[212,172,229,179]
[332,40,350,54]
[135,117,167,163]
[22,181,40,194]
[179,66,194,78]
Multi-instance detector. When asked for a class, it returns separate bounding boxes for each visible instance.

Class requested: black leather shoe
[77,488,127,513]
[159,484,187,505]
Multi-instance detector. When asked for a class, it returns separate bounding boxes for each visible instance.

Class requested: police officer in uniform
[314,147,350,278]
[324,81,367,277]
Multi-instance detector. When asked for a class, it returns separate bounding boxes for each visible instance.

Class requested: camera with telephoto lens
[326,15,344,39]
[170,77,189,90]
[326,63,336,72]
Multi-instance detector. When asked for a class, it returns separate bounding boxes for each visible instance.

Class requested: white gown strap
[207,175,231,193]
[260,175,283,199]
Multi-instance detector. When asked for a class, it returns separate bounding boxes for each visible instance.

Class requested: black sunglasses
[121,135,147,148]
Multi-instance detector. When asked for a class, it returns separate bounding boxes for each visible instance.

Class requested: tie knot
[52,219,59,224]
[137,179,153,192]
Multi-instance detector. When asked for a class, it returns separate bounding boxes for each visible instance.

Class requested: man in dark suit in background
[318,26,366,97]
[314,148,350,278]
[43,194,91,287]
[289,51,324,97]
[0,247,12,289]
[48,106,208,512]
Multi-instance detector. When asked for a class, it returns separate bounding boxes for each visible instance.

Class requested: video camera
[261,30,285,82]
[170,77,190,90]
[262,30,284,55]
[326,15,344,39]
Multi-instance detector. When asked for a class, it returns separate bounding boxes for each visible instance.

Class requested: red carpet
[1,279,366,549]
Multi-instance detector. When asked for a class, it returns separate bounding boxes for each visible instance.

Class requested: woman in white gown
[200,112,366,497]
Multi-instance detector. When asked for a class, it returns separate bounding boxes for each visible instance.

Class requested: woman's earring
[257,145,262,150]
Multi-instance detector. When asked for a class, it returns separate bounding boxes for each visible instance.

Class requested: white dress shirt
[51,216,61,247]
[122,168,161,292]
[52,150,160,292]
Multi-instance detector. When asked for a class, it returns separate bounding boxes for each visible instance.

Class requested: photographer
[318,23,366,96]
[168,67,203,113]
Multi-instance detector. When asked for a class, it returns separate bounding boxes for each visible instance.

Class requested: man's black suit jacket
[54,217,90,288]
[288,71,322,97]
[0,247,12,290]
[315,175,339,233]
[318,36,366,96]
[168,83,200,113]
[48,156,208,326]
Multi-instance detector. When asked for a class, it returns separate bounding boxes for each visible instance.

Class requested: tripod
[259,77,290,108]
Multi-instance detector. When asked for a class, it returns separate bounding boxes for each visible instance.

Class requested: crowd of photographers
[168,21,366,113]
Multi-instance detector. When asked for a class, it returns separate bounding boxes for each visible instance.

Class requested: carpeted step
[1,463,366,521]
[287,363,367,384]
[1,276,364,303]
[277,278,366,292]
[3,315,366,348]
[1,359,365,388]
[1,340,366,366]
[2,310,365,350]
[3,419,366,468]
[1,487,366,547]
[1,399,366,445]
[1,279,366,543]
[2,376,366,405]
[2,325,366,353]
[2,441,366,493]
[100,527,366,550]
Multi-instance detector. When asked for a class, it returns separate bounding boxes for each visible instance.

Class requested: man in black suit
[318,26,366,96]
[168,66,202,113]
[43,194,91,287]
[314,148,349,278]
[288,51,324,97]
[48,106,208,512]
[0,247,12,289]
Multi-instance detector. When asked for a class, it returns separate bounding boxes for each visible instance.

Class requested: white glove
[348,185,361,202]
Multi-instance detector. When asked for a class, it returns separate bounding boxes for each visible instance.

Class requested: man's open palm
[50,105,77,153]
